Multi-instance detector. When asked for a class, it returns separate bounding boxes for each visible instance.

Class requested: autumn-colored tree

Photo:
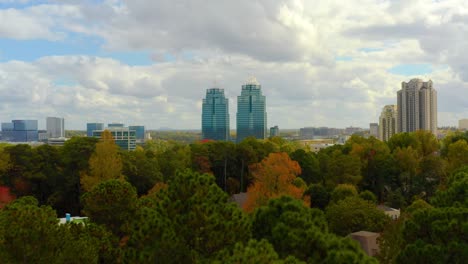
[243,152,305,212]
[80,130,123,192]
[447,139,468,173]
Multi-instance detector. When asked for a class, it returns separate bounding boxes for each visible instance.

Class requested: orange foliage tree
[243,152,306,212]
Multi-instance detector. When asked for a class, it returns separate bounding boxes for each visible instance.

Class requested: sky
[0,0,467,130]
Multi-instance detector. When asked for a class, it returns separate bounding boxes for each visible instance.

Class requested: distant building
[310,142,334,153]
[38,130,48,141]
[459,119,468,130]
[87,123,104,137]
[379,105,398,141]
[236,77,267,142]
[270,126,279,137]
[46,117,65,138]
[345,126,363,135]
[369,123,379,138]
[299,127,315,139]
[377,205,400,220]
[397,79,437,134]
[336,135,350,144]
[129,125,145,141]
[47,137,68,146]
[108,123,124,128]
[92,126,136,151]
[230,192,248,208]
[202,88,230,141]
[299,127,343,139]
[1,120,38,142]
[349,231,380,256]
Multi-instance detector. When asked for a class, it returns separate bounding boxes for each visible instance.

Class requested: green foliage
[149,131,201,143]
[252,196,376,263]
[124,170,251,262]
[305,183,330,209]
[330,184,358,203]
[405,199,433,215]
[290,149,322,184]
[2,144,38,196]
[214,239,305,264]
[387,132,419,153]
[347,136,394,201]
[156,142,191,181]
[326,197,389,236]
[57,136,99,215]
[324,149,362,186]
[359,190,377,204]
[440,131,468,157]
[123,206,189,263]
[397,207,468,263]
[266,136,302,154]
[0,196,100,264]
[121,148,163,195]
[447,139,468,173]
[431,168,468,208]
[385,188,407,209]
[82,179,138,237]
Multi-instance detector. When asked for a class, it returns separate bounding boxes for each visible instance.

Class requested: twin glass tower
[202,77,267,142]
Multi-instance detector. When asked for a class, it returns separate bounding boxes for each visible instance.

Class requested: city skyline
[1,1,468,129]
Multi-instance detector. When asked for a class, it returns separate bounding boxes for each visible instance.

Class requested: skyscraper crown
[245,76,260,85]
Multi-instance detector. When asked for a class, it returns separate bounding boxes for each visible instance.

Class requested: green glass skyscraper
[236,77,267,142]
[202,88,230,141]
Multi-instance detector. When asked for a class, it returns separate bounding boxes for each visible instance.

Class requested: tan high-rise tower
[397,79,437,134]
[379,105,397,141]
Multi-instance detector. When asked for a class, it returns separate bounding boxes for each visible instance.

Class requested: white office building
[46,117,65,138]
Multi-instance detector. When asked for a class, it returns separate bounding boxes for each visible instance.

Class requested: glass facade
[87,123,104,137]
[129,126,145,140]
[1,120,38,142]
[108,123,125,128]
[270,126,279,137]
[202,88,230,141]
[236,78,267,142]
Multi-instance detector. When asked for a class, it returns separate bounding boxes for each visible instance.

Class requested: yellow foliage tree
[243,152,305,212]
[81,130,123,192]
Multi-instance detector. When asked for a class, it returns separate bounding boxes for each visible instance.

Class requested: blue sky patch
[0,1,49,9]
[388,64,433,76]
[359,47,384,53]
[102,51,153,66]
[0,36,101,62]
[335,56,353,61]
[53,78,79,86]
[0,35,155,66]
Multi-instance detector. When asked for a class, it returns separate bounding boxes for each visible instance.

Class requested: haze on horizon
[0,0,467,130]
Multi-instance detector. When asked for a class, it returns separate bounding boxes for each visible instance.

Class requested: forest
[0,130,467,263]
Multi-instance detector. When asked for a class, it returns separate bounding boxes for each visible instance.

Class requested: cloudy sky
[0,0,467,130]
